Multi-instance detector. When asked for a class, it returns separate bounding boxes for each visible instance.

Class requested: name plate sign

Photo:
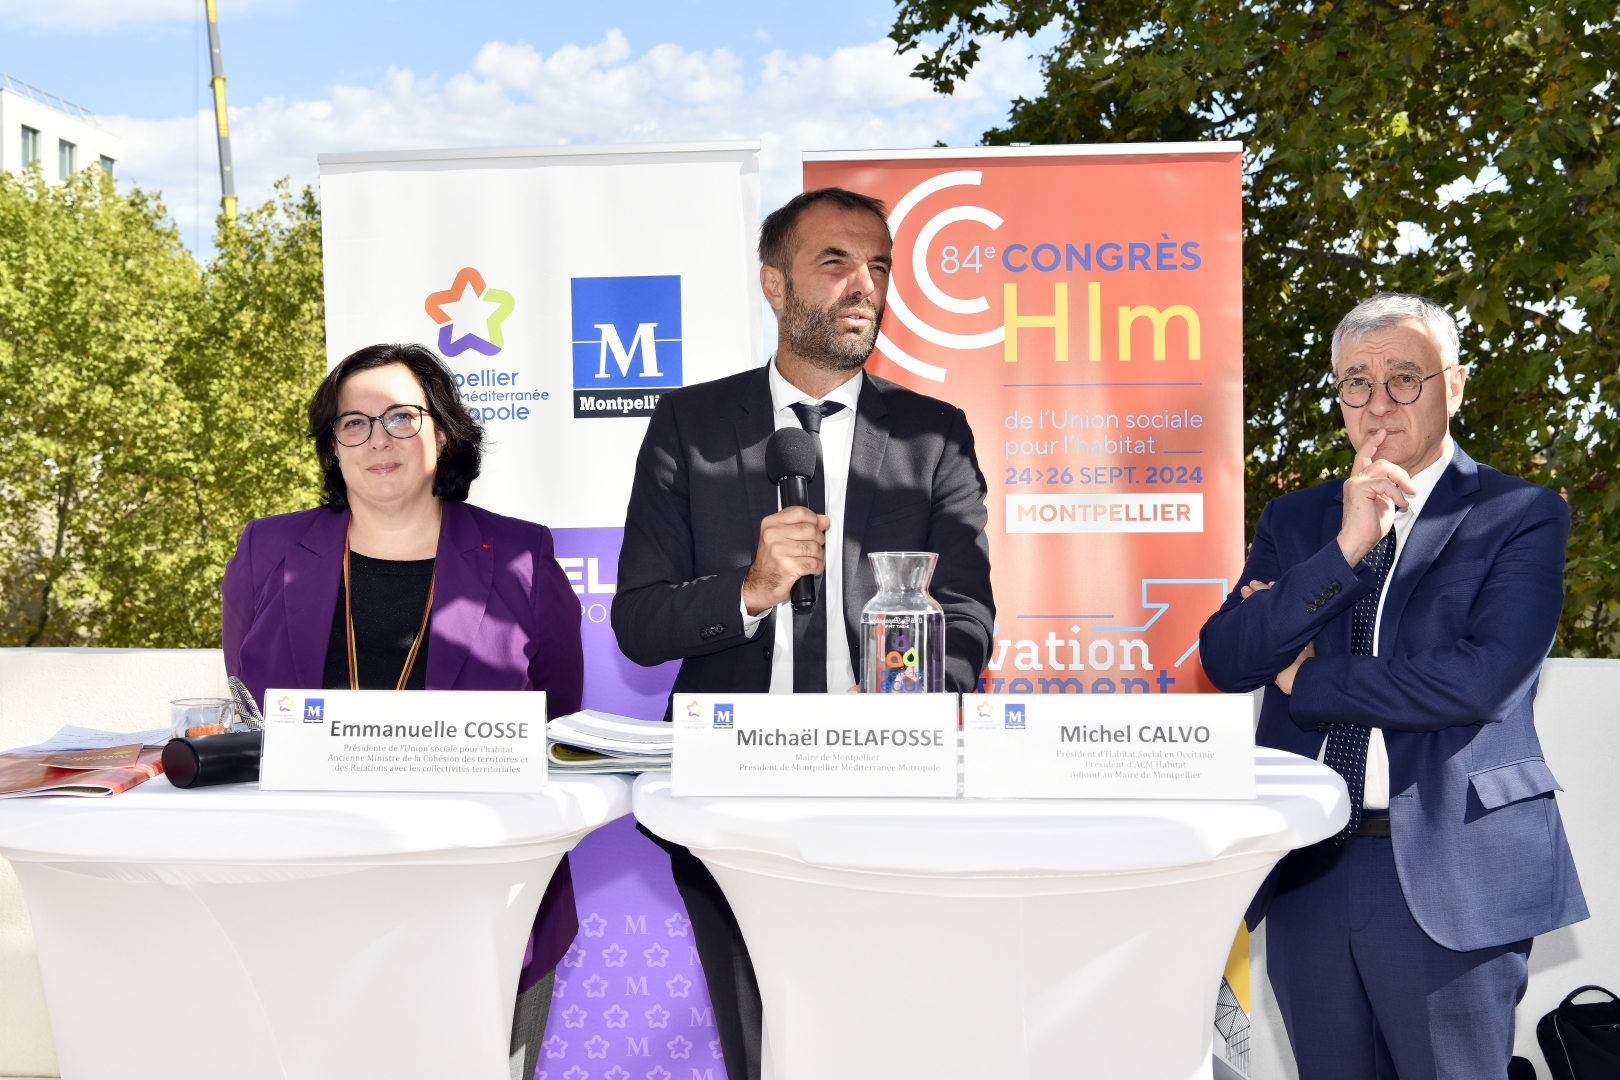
[962,694,1254,799]
[259,689,547,793]
[672,693,957,797]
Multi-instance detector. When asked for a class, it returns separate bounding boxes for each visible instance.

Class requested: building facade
[0,74,123,181]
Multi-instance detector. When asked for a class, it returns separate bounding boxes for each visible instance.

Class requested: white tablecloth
[0,774,632,1080]
[634,749,1347,1079]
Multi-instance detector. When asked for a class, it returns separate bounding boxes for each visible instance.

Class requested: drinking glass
[170,698,236,740]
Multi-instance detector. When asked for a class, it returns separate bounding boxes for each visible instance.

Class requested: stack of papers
[547,710,672,774]
[6,725,173,754]
[0,726,172,798]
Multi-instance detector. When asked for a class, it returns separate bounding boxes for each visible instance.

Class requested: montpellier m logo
[571,275,683,419]
[713,704,734,729]
[303,698,325,722]
[1004,703,1026,730]
[424,268,515,357]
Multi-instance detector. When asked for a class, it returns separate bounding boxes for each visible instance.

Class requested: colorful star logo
[685,700,702,717]
[976,700,993,718]
[424,267,514,357]
[277,695,294,713]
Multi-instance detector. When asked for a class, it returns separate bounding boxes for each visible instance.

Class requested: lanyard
[343,528,436,691]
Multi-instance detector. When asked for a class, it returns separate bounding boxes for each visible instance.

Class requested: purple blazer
[220,499,585,982]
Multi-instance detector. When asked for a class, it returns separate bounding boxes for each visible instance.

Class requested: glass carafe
[859,552,946,693]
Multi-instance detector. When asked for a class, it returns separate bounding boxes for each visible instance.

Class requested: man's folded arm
[1289,494,1568,733]
[1199,502,1376,692]
[929,406,995,692]
[611,401,758,667]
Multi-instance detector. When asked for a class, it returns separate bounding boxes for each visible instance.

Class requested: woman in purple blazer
[221,342,583,1075]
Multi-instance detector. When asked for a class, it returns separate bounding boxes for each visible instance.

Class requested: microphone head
[765,427,819,483]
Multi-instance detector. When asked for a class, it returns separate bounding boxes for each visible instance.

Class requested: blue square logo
[713,704,734,729]
[571,275,683,418]
[1004,704,1026,730]
[303,698,325,722]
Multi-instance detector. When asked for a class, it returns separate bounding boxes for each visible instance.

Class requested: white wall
[0,88,124,180]
[1247,658,1620,1078]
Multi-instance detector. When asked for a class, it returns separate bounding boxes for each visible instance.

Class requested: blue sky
[0,0,1055,251]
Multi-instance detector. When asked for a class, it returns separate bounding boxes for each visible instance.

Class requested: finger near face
[1336,318,1451,474]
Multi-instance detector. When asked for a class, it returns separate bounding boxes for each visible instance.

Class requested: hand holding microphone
[743,429,828,616]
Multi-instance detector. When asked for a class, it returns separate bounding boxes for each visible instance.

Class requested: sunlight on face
[1336,319,1467,474]
[334,363,443,511]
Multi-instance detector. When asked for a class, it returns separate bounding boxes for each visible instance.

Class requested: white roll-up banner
[320,142,761,720]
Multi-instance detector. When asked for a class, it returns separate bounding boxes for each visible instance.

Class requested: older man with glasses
[1199,292,1587,1079]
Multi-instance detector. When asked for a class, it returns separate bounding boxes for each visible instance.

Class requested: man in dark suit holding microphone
[1200,293,1586,1079]
[613,188,995,1080]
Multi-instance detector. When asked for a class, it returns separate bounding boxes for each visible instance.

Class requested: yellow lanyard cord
[343,528,436,691]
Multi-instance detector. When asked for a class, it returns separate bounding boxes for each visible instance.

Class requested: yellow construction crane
[206,0,236,220]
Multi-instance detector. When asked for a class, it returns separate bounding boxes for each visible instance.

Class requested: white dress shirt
[1320,435,1455,808]
[739,359,863,694]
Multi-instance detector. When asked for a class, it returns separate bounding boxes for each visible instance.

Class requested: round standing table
[634,749,1346,1080]
[0,774,631,1080]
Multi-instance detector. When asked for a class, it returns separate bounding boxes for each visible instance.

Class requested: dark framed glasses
[1334,370,1450,408]
[332,404,429,447]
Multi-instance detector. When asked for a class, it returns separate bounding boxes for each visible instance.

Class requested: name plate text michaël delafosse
[672,693,958,797]
[962,694,1255,799]
[259,689,547,793]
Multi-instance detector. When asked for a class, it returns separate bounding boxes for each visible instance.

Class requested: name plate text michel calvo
[259,689,547,793]
[962,694,1254,799]
[673,693,958,797]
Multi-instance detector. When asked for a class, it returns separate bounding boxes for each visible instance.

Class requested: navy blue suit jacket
[1200,446,1586,952]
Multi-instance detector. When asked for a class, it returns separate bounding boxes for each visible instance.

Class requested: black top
[322,551,435,690]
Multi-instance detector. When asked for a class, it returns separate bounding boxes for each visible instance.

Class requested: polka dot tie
[1324,528,1396,842]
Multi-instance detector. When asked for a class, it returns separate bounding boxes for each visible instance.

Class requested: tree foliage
[892,0,1620,655]
[0,171,323,647]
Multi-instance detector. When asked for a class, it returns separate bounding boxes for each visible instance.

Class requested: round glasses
[1334,370,1450,408]
[332,405,428,447]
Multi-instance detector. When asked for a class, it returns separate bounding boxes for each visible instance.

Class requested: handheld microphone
[764,427,821,612]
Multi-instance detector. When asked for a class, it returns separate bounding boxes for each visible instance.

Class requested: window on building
[59,139,76,178]
[98,155,116,178]
[20,126,40,166]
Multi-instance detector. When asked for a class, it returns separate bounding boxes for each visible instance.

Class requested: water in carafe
[860,552,945,693]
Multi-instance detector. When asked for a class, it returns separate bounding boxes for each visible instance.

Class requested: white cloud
[104,30,1050,247]
[0,0,288,32]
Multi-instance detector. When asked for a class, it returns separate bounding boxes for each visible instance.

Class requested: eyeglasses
[332,405,429,447]
[1334,369,1452,408]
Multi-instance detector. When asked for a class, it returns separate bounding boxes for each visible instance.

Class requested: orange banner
[805,146,1243,693]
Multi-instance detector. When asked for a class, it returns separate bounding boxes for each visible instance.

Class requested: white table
[634,749,1347,1080]
[0,774,631,1080]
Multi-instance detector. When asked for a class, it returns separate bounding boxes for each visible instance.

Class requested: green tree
[892,0,1620,655]
[0,170,324,648]
[0,166,198,645]
[101,181,326,648]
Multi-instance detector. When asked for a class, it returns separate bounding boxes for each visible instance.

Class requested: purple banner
[541,816,728,1080]
[545,529,726,1080]
[552,527,679,723]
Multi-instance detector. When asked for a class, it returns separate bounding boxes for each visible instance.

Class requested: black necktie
[1323,527,1397,841]
[787,401,846,693]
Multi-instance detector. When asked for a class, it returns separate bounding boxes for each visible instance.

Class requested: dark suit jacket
[1199,446,1587,951]
[612,366,994,706]
[220,499,585,982]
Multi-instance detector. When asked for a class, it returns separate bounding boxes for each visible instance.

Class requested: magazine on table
[0,747,165,798]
